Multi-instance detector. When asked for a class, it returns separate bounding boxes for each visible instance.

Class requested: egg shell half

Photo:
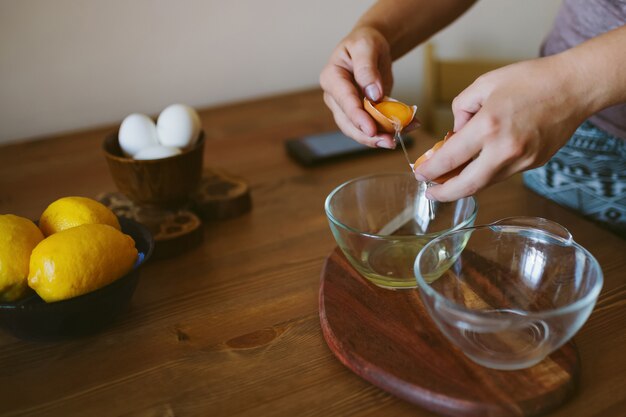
[363,96,418,134]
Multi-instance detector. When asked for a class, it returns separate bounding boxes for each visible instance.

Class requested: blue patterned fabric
[523,121,626,238]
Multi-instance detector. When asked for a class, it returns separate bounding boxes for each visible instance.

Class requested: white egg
[133,145,183,160]
[156,104,201,149]
[118,113,159,157]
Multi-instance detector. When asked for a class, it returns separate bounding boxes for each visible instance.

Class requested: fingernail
[365,84,381,101]
[376,140,394,149]
[425,190,435,200]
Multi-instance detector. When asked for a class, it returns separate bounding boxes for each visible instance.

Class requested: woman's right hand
[319,27,397,149]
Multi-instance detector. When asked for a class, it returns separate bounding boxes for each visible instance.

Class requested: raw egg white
[156,104,201,149]
[118,113,159,157]
[134,145,182,160]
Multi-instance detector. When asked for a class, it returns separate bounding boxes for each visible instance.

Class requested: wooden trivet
[319,248,579,417]
[191,167,252,221]
[98,192,203,259]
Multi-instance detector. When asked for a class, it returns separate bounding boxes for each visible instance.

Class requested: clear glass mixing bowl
[325,173,477,289]
[414,217,603,370]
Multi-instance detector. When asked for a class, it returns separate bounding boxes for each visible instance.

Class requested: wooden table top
[0,89,624,417]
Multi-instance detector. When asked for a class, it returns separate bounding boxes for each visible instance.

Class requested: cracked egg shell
[363,96,418,133]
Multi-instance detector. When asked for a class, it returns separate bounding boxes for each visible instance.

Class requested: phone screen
[300,132,369,157]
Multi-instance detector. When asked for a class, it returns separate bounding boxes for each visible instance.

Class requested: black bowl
[0,217,154,341]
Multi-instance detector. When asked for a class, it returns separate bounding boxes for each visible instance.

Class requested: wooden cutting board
[319,248,579,417]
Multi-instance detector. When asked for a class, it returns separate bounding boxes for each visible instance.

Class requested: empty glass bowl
[414,217,603,370]
[325,173,478,289]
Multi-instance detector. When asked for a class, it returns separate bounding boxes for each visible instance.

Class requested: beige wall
[0,0,560,143]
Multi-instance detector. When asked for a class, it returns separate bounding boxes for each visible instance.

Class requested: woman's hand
[414,55,592,202]
[319,27,397,149]
[319,0,477,149]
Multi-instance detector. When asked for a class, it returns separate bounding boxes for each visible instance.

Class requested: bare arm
[565,24,626,112]
[356,0,477,60]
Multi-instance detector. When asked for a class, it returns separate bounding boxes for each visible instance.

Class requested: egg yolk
[374,101,414,129]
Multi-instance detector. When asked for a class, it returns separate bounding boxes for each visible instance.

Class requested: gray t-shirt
[541,0,626,139]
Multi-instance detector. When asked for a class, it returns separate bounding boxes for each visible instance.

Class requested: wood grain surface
[320,248,578,417]
[0,89,624,417]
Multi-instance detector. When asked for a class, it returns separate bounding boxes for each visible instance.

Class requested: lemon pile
[0,197,138,303]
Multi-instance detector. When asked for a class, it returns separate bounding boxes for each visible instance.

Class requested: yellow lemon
[0,214,45,301]
[39,196,120,237]
[28,223,138,302]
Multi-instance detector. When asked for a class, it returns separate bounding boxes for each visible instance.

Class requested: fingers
[424,150,500,202]
[324,93,395,149]
[350,39,384,101]
[416,60,581,202]
[413,125,482,183]
[413,80,491,199]
[420,129,528,202]
[319,28,396,147]
[452,80,486,132]
[320,63,378,137]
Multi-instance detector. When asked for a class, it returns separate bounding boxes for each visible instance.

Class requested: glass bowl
[325,173,478,289]
[414,217,603,370]
[0,217,154,341]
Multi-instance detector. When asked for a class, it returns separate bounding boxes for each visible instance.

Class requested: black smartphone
[285,131,413,166]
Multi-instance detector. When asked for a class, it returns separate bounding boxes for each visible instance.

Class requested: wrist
[545,52,600,121]
[556,25,626,115]
[347,25,390,50]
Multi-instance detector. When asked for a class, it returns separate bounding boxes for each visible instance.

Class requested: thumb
[351,44,384,102]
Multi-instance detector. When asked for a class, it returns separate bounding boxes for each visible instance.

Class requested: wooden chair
[422,43,517,138]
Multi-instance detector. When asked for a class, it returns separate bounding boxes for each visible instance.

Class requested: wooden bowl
[103,132,205,207]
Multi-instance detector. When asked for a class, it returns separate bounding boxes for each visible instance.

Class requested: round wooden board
[191,167,252,221]
[98,168,250,258]
[98,192,203,259]
[319,248,579,417]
